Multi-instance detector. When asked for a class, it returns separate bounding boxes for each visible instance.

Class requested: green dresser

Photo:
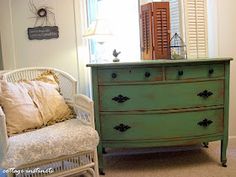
[87,58,232,173]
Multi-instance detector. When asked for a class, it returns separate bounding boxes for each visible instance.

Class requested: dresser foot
[102,147,107,154]
[99,169,105,175]
[222,160,227,167]
[202,142,209,148]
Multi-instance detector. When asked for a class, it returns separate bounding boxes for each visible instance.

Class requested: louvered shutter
[153,2,171,59]
[141,3,153,60]
[184,0,208,58]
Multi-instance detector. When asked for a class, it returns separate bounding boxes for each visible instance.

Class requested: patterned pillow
[33,70,60,91]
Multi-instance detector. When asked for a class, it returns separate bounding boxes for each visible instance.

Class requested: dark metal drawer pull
[145,72,151,78]
[112,95,130,103]
[111,73,117,79]
[198,119,213,127]
[114,124,131,132]
[197,90,213,98]
[178,70,184,76]
[209,69,214,74]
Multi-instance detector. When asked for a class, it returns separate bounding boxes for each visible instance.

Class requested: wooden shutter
[184,0,208,58]
[140,3,153,60]
[152,2,171,59]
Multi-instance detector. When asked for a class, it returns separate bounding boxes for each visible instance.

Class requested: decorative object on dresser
[140,2,171,60]
[87,58,232,174]
[170,33,187,60]
[112,49,121,62]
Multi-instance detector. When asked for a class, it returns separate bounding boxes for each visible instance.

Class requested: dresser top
[87,58,233,67]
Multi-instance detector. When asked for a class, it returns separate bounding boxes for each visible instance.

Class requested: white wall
[0,35,4,70]
[217,0,236,137]
[10,0,78,79]
[0,0,16,69]
[208,0,218,57]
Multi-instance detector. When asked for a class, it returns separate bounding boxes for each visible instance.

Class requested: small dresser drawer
[101,109,224,141]
[166,64,224,80]
[99,80,224,111]
[98,67,163,84]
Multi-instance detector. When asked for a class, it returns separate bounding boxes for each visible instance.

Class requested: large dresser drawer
[99,80,224,111]
[101,109,224,141]
[166,64,224,80]
[98,67,163,84]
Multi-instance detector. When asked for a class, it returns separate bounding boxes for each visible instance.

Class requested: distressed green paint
[91,68,104,171]
[87,58,232,172]
[221,61,230,165]
[100,80,224,111]
[101,109,223,140]
[102,134,223,148]
[98,67,163,83]
[165,64,224,80]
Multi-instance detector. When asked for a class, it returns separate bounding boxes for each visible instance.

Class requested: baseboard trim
[229,136,236,139]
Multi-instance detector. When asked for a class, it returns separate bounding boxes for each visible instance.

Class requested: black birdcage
[170,33,187,60]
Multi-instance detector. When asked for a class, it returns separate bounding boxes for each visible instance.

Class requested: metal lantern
[170,33,187,60]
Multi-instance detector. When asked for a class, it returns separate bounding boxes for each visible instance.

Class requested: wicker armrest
[0,107,8,164]
[73,94,95,128]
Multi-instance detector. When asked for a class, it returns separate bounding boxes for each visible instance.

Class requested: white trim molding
[229,136,236,139]
[73,0,91,97]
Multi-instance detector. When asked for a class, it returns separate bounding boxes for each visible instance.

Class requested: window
[86,0,141,62]
[86,0,209,60]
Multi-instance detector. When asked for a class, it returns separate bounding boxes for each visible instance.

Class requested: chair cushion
[0,119,99,168]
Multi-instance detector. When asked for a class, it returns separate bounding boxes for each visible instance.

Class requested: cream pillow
[23,81,72,125]
[0,81,43,136]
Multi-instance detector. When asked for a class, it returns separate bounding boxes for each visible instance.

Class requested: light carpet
[102,139,236,177]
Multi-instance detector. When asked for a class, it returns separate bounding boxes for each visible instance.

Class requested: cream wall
[10,0,78,79]
[217,0,236,137]
[0,0,89,81]
[0,0,91,95]
[0,0,16,69]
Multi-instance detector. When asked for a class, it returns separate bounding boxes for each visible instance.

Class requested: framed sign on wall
[28,26,59,40]
[27,0,59,40]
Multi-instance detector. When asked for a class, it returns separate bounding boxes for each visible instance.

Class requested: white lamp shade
[83,18,112,42]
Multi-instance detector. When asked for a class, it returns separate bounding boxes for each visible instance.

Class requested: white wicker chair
[0,67,99,177]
